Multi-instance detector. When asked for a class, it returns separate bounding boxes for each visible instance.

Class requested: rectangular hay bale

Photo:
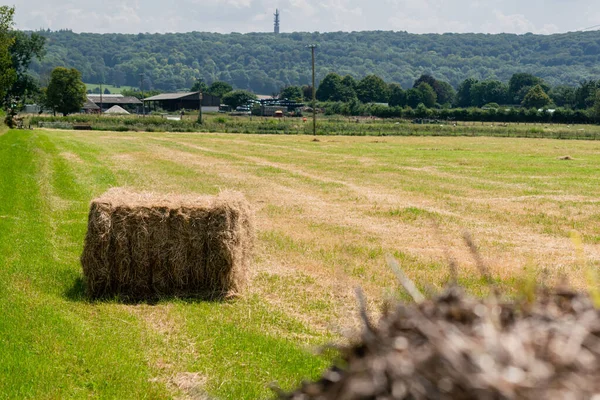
[81,188,254,300]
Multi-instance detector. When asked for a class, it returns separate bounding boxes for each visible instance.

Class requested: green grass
[28,113,600,140]
[3,129,600,398]
[0,130,331,399]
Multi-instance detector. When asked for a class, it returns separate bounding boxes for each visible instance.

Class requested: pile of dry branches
[280,256,600,399]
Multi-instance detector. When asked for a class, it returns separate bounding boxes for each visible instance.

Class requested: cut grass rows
[4,128,600,398]
[0,130,330,399]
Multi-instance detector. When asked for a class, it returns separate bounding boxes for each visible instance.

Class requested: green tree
[470,80,508,107]
[574,80,598,109]
[456,78,478,107]
[405,88,424,108]
[592,89,600,123]
[280,85,303,101]
[190,78,209,93]
[413,74,455,105]
[508,73,549,104]
[0,6,16,101]
[435,81,456,105]
[23,29,600,95]
[550,85,576,108]
[388,83,406,107]
[337,75,358,101]
[413,74,438,90]
[356,74,389,103]
[46,67,87,116]
[316,73,342,101]
[207,81,233,98]
[6,30,46,103]
[121,88,162,100]
[301,85,313,101]
[341,75,357,91]
[416,82,436,108]
[521,84,551,109]
[221,90,257,109]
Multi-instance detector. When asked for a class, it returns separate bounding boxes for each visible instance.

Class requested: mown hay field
[2,128,600,399]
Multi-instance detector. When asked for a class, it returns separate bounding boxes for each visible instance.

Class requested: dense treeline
[289,71,600,120]
[325,102,595,125]
[27,29,600,94]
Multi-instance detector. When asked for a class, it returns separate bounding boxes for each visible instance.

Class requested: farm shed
[82,98,100,113]
[86,94,142,113]
[143,92,220,112]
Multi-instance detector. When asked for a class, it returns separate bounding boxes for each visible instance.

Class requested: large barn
[86,94,142,113]
[143,92,220,112]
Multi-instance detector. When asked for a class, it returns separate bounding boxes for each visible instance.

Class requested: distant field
[2,129,600,398]
[84,83,135,94]
[27,113,600,140]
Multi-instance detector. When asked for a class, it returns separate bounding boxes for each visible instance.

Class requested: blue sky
[9,0,599,34]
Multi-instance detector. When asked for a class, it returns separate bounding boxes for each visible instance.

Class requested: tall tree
[280,85,303,101]
[435,81,456,105]
[190,78,209,93]
[456,78,478,107]
[221,90,257,109]
[550,85,576,108]
[207,81,233,98]
[301,85,313,101]
[414,74,439,91]
[521,84,551,109]
[416,82,437,108]
[405,88,424,108]
[7,31,46,103]
[592,89,600,123]
[470,80,508,107]
[316,73,342,101]
[388,83,406,107]
[341,75,357,91]
[336,75,358,101]
[0,6,16,101]
[508,73,549,104]
[46,67,87,116]
[413,74,454,105]
[356,74,389,103]
[574,80,598,109]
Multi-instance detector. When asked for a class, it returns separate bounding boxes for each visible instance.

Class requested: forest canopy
[27,29,600,94]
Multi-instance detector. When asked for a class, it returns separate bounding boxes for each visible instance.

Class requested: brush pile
[81,188,254,301]
[281,286,600,399]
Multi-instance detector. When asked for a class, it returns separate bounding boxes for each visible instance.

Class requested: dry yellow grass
[9,128,600,398]
[48,131,600,334]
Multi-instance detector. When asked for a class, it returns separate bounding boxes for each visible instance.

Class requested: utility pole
[197,89,203,124]
[308,44,317,137]
[100,81,103,114]
[139,73,145,116]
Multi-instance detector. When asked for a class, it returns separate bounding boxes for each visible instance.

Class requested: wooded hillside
[28,29,600,94]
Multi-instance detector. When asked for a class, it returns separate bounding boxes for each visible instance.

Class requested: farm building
[86,94,142,113]
[82,98,101,113]
[143,92,220,112]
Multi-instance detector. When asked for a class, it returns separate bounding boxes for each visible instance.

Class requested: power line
[579,23,600,31]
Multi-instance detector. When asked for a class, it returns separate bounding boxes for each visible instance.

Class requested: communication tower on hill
[274,9,280,34]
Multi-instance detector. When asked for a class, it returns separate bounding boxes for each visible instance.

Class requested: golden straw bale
[81,188,254,301]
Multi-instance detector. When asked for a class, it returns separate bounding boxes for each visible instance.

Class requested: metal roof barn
[143,92,220,112]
